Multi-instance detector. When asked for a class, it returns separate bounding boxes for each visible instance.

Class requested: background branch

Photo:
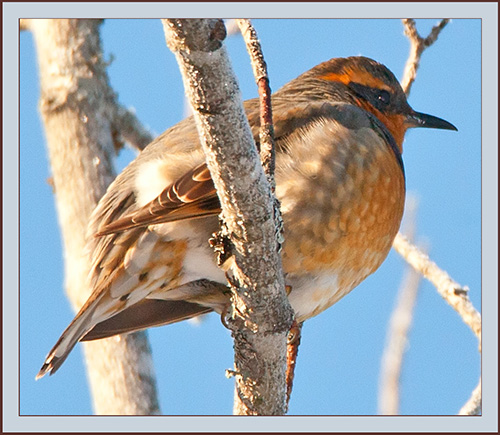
[110,102,154,151]
[393,233,481,347]
[26,18,160,415]
[379,197,423,415]
[396,18,481,416]
[162,18,293,416]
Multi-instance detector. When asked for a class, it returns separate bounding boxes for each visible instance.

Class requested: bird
[36,56,457,379]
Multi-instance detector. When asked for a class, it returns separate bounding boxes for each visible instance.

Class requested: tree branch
[28,18,159,415]
[397,19,481,416]
[236,19,277,185]
[109,102,154,151]
[401,19,450,96]
[393,234,482,416]
[379,197,423,415]
[458,379,482,415]
[392,234,481,347]
[162,18,293,416]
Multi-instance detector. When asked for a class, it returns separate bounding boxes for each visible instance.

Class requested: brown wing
[96,99,390,238]
[96,163,221,236]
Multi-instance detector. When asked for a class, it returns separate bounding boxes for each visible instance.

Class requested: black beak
[406,111,458,131]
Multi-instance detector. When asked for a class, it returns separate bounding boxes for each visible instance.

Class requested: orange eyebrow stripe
[319,70,391,91]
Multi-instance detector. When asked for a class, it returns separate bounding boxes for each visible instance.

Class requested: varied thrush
[37,56,456,379]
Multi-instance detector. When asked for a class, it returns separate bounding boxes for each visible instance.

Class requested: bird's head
[293,56,457,150]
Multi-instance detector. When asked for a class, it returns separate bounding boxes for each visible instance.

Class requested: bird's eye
[378,90,391,105]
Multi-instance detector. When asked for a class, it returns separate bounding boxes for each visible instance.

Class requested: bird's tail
[35,299,100,380]
[36,297,214,379]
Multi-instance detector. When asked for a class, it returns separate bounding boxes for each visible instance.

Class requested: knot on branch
[163,19,226,53]
[453,286,470,296]
[226,295,295,338]
[209,19,227,45]
[209,221,234,267]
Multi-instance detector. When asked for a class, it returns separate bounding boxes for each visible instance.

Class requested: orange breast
[279,121,405,300]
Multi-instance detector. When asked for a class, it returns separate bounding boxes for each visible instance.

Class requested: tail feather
[36,298,214,379]
[36,302,99,380]
[82,299,213,341]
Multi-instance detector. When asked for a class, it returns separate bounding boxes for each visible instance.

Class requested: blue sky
[13,11,491,428]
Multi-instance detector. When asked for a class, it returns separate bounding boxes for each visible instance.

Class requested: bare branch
[162,18,293,416]
[458,379,482,415]
[25,18,154,153]
[236,19,277,185]
[379,266,423,415]
[29,18,159,415]
[110,103,154,151]
[398,19,480,416]
[236,19,285,292]
[392,233,481,347]
[379,197,422,415]
[401,19,450,96]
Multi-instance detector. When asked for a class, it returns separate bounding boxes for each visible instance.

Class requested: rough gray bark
[162,19,294,415]
[27,18,160,415]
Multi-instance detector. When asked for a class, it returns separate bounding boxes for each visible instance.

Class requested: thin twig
[392,233,481,347]
[236,18,285,265]
[236,19,276,185]
[392,235,482,416]
[401,19,450,96]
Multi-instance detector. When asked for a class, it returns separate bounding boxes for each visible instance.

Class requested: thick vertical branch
[162,18,293,415]
[236,19,300,411]
[236,17,284,268]
[26,18,159,415]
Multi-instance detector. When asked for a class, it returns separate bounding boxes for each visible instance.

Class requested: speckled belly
[276,122,406,322]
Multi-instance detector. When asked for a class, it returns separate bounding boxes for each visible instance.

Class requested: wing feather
[96,163,220,236]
